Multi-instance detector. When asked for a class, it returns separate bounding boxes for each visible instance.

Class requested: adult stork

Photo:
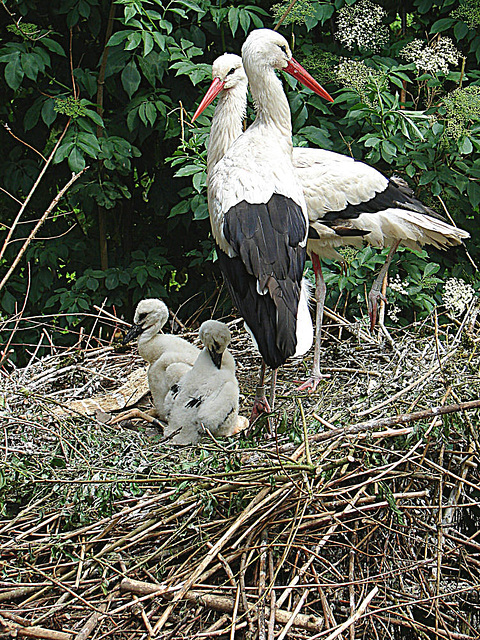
[193,54,470,392]
[204,29,333,418]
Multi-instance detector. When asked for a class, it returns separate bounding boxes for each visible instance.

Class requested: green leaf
[424,263,440,277]
[239,10,250,34]
[107,31,130,47]
[430,18,454,33]
[54,141,75,163]
[142,32,154,57]
[364,137,380,148]
[41,99,57,126]
[1,290,15,314]
[83,109,104,127]
[21,53,39,81]
[153,32,166,50]
[192,202,209,219]
[125,32,142,50]
[299,126,331,147]
[192,170,206,192]
[105,273,119,289]
[176,0,203,12]
[68,146,86,172]
[459,137,473,155]
[228,7,239,36]
[24,99,43,131]
[136,268,148,286]
[121,60,141,99]
[454,21,469,40]
[174,164,202,177]
[145,102,156,126]
[41,37,65,56]
[5,57,24,90]
[467,181,480,208]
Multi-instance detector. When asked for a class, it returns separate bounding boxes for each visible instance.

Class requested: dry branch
[121,578,325,633]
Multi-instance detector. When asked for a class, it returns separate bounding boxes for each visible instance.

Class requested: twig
[309,586,378,640]
[0,167,88,292]
[277,588,310,640]
[0,120,71,264]
[436,195,478,272]
[0,614,73,640]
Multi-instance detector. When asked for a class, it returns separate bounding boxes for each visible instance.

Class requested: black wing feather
[322,179,444,221]
[219,194,307,370]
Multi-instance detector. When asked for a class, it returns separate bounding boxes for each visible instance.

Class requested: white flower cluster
[401,37,461,75]
[387,304,401,323]
[442,277,476,316]
[335,0,389,52]
[334,59,386,105]
[389,273,409,295]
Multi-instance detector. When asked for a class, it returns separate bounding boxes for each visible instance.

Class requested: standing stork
[204,30,333,418]
[193,54,470,392]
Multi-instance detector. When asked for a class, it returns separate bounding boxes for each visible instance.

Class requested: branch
[120,578,324,634]
[0,119,71,264]
[309,398,480,445]
[273,0,301,31]
[0,167,88,292]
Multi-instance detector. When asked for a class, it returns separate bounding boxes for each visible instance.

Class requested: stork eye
[279,44,287,54]
[227,67,236,76]
[138,313,147,321]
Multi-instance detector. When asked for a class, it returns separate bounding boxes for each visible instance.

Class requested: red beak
[192,77,226,122]
[284,57,334,102]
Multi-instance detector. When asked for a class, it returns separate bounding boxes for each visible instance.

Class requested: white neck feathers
[207,82,247,174]
[243,61,292,141]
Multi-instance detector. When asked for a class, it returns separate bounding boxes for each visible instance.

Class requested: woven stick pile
[1,304,479,639]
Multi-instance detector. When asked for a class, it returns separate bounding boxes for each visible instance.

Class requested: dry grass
[1,304,479,639]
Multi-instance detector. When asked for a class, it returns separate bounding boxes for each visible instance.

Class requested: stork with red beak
[203,29,333,418]
[194,52,470,393]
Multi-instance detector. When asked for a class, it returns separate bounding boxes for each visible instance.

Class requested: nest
[1,304,479,640]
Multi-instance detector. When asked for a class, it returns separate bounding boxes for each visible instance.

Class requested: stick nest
[1,306,479,640]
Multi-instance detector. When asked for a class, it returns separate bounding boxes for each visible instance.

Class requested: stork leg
[249,360,271,423]
[297,253,330,393]
[368,241,400,331]
[109,408,164,429]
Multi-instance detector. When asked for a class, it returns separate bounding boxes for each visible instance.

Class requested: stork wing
[294,148,389,221]
[218,194,307,370]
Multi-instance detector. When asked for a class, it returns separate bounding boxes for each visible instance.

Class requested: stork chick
[164,320,248,445]
[112,299,199,426]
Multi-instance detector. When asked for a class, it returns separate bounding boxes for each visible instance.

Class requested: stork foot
[109,408,164,430]
[249,387,271,424]
[295,374,330,393]
[368,289,388,332]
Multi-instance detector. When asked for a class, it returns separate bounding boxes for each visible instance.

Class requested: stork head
[199,319,231,369]
[241,29,333,102]
[123,298,169,344]
[212,53,247,91]
[192,53,246,122]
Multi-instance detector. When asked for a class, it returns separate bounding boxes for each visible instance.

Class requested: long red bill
[192,77,226,122]
[284,57,334,102]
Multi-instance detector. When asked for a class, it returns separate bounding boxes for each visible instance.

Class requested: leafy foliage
[0,0,479,363]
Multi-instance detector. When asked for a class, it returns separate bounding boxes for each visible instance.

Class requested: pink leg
[249,360,271,423]
[297,254,330,393]
[368,241,400,331]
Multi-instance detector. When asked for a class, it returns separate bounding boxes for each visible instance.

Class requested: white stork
[193,53,470,392]
[164,320,248,444]
[203,29,333,418]
[114,299,199,426]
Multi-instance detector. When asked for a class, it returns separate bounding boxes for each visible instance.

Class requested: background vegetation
[1,0,479,364]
